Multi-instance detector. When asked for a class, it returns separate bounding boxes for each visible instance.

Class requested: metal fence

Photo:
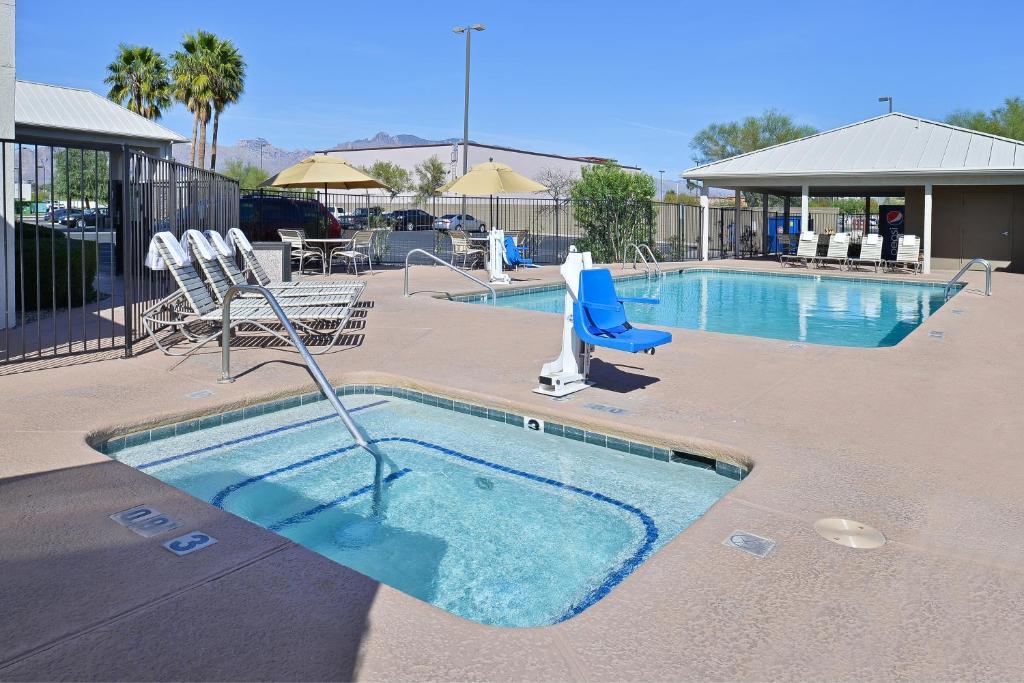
[0,140,239,366]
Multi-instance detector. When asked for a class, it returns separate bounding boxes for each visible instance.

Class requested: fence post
[554,198,560,264]
[120,145,133,358]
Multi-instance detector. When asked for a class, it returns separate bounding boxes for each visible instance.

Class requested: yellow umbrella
[440,161,547,195]
[261,154,385,190]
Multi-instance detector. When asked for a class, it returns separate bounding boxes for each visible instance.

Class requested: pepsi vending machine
[878,205,905,261]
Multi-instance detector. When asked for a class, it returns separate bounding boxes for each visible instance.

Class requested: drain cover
[929,330,945,339]
[813,518,886,549]
[722,531,775,558]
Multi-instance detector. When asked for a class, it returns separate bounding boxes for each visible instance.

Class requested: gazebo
[683,113,1024,274]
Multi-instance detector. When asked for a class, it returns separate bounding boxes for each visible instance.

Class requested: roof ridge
[16,79,93,93]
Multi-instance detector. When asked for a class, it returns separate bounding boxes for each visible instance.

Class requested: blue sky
[15,0,1024,182]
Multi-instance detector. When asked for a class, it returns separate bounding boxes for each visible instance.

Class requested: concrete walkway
[0,260,1021,681]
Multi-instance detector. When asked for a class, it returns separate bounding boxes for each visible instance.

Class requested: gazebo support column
[734,190,742,258]
[762,193,769,255]
[801,184,810,232]
[699,184,710,261]
[923,183,933,274]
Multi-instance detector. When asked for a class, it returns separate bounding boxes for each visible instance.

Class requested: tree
[690,109,818,165]
[207,37,246,171]
[946,97,1024,141]
[569,163,656,263]
[53,149,110,209]
[104,45,171,120]
[172,31,218,168]
[359,161,411,202]
[221,159,268,190]
[535,166,577,200]
[414,156,447,203]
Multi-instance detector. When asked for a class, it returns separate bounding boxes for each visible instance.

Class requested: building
[319,141,639,198]
[683,113,1024,273]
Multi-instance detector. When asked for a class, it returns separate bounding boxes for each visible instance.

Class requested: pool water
[108,391,739,627]
[470,269,955,348]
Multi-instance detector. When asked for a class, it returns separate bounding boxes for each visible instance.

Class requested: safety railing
[403,248,496,304]
[218,284,391,514]
[944,257,992,300]
[624,243,662,275]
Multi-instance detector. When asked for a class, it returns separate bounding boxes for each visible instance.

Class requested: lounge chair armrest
[619,296,659,305]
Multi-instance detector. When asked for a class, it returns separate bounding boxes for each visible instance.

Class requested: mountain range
[172,132,463,174]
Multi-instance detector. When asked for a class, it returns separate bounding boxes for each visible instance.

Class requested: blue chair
[573,269,671,353]
[503,236,537,269]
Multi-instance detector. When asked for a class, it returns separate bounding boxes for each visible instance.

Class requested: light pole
[878,96,892,113]
[453,24,485,179]
[258,140,268,170]
[659,170,665,199]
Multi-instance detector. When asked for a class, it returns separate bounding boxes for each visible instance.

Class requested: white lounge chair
[143,232,360,356]
[887,234,922,273]
[780,232,819,267]
[228,229,358,292]
[814,232,850,269]
[184,231,363,308]
[847,233,884,272]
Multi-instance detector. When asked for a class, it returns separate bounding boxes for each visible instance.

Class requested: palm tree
[171,31,217,168]
[104,45,171,120]
[207,38,246,171]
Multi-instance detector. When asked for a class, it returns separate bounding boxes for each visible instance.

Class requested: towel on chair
[181,229,216,261]
[227,228,254,253]
[145,232,189,270]
[205,230,235,257]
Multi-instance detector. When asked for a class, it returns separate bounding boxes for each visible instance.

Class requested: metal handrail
[403,248,496,304]
[624,243,661,275]
[944,257,992,300]
[218,284,390,514]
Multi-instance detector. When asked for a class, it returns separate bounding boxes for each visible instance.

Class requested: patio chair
[450,231,484,269]
[780,232,819,267]
[847,233,884,272]
[813,232,850,269]
[503,236,537,270]
[186,231,363,308]
[329,230,374,276]
[886,234,922,273]
[278,228,324,274]
[143,232,361,356]
[228,229,360,292]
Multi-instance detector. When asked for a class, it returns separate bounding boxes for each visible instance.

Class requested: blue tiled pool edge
[98,384,748,482]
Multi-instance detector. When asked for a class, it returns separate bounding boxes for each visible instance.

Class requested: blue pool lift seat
[573,268,672,353]
[503,236,537,269]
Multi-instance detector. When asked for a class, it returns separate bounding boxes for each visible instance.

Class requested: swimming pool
[463,269,958,348]
[104,386,741,627]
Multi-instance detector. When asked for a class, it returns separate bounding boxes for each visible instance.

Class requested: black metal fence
[0,140,239,366]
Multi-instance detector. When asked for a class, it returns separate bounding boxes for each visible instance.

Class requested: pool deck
[1,258,1022,681]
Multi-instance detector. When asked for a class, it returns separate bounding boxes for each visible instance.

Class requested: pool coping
[98,383,748,482]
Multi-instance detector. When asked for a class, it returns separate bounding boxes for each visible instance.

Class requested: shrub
[569,163,657,263]
[13,224,99,312]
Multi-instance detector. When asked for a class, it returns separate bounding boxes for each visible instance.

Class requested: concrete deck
[1,259,1021,681]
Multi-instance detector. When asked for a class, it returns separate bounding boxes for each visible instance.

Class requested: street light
[878,96,893,113]
[453,24,485,179]
[257,139,268,170]
[659,170,665,198]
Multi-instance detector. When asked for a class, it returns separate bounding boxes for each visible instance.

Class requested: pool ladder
[218,284,392,514]
[944,257,992,301]
[624,243,662,276]
[403,248,496,304]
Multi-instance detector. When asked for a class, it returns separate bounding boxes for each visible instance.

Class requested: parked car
[59,207,109,229]
[432,213,485,231]
[239,194,341,241]
[387,209,435,231]
[339,206,384,228]
[327,206,349,223]
[45,208,73,223]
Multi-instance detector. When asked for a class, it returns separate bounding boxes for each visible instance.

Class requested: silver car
[432,213,485,231]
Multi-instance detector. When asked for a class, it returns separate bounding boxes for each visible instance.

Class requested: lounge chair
[503,236,537,270]
[278,228,324,274]
[780,231,819,267]
[143,232,360,356]
[228,229,356,292]
[328,230,374,275]
[847,233,884,272]
[184,231,362,308]
[573,268,672,354]
[886,234,922,273]
[206,231,362,299]
[450,231,484,269]
[813,232,850,269]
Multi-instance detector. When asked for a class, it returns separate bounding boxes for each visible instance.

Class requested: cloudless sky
[14,0,1024,182]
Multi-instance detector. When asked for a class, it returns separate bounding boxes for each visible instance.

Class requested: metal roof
[15,80,188,143]
[683,113,1024,182]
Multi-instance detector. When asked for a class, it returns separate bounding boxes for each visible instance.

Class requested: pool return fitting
[535,248,673,398]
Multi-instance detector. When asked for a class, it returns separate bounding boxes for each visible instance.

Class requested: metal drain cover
[814,518,886,549]
[723,531,775,558]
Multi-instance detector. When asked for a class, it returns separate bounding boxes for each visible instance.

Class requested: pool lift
[484,228,512,285]
[534,247,673,398]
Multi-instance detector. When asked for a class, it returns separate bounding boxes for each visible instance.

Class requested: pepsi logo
[886,210,904,226]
